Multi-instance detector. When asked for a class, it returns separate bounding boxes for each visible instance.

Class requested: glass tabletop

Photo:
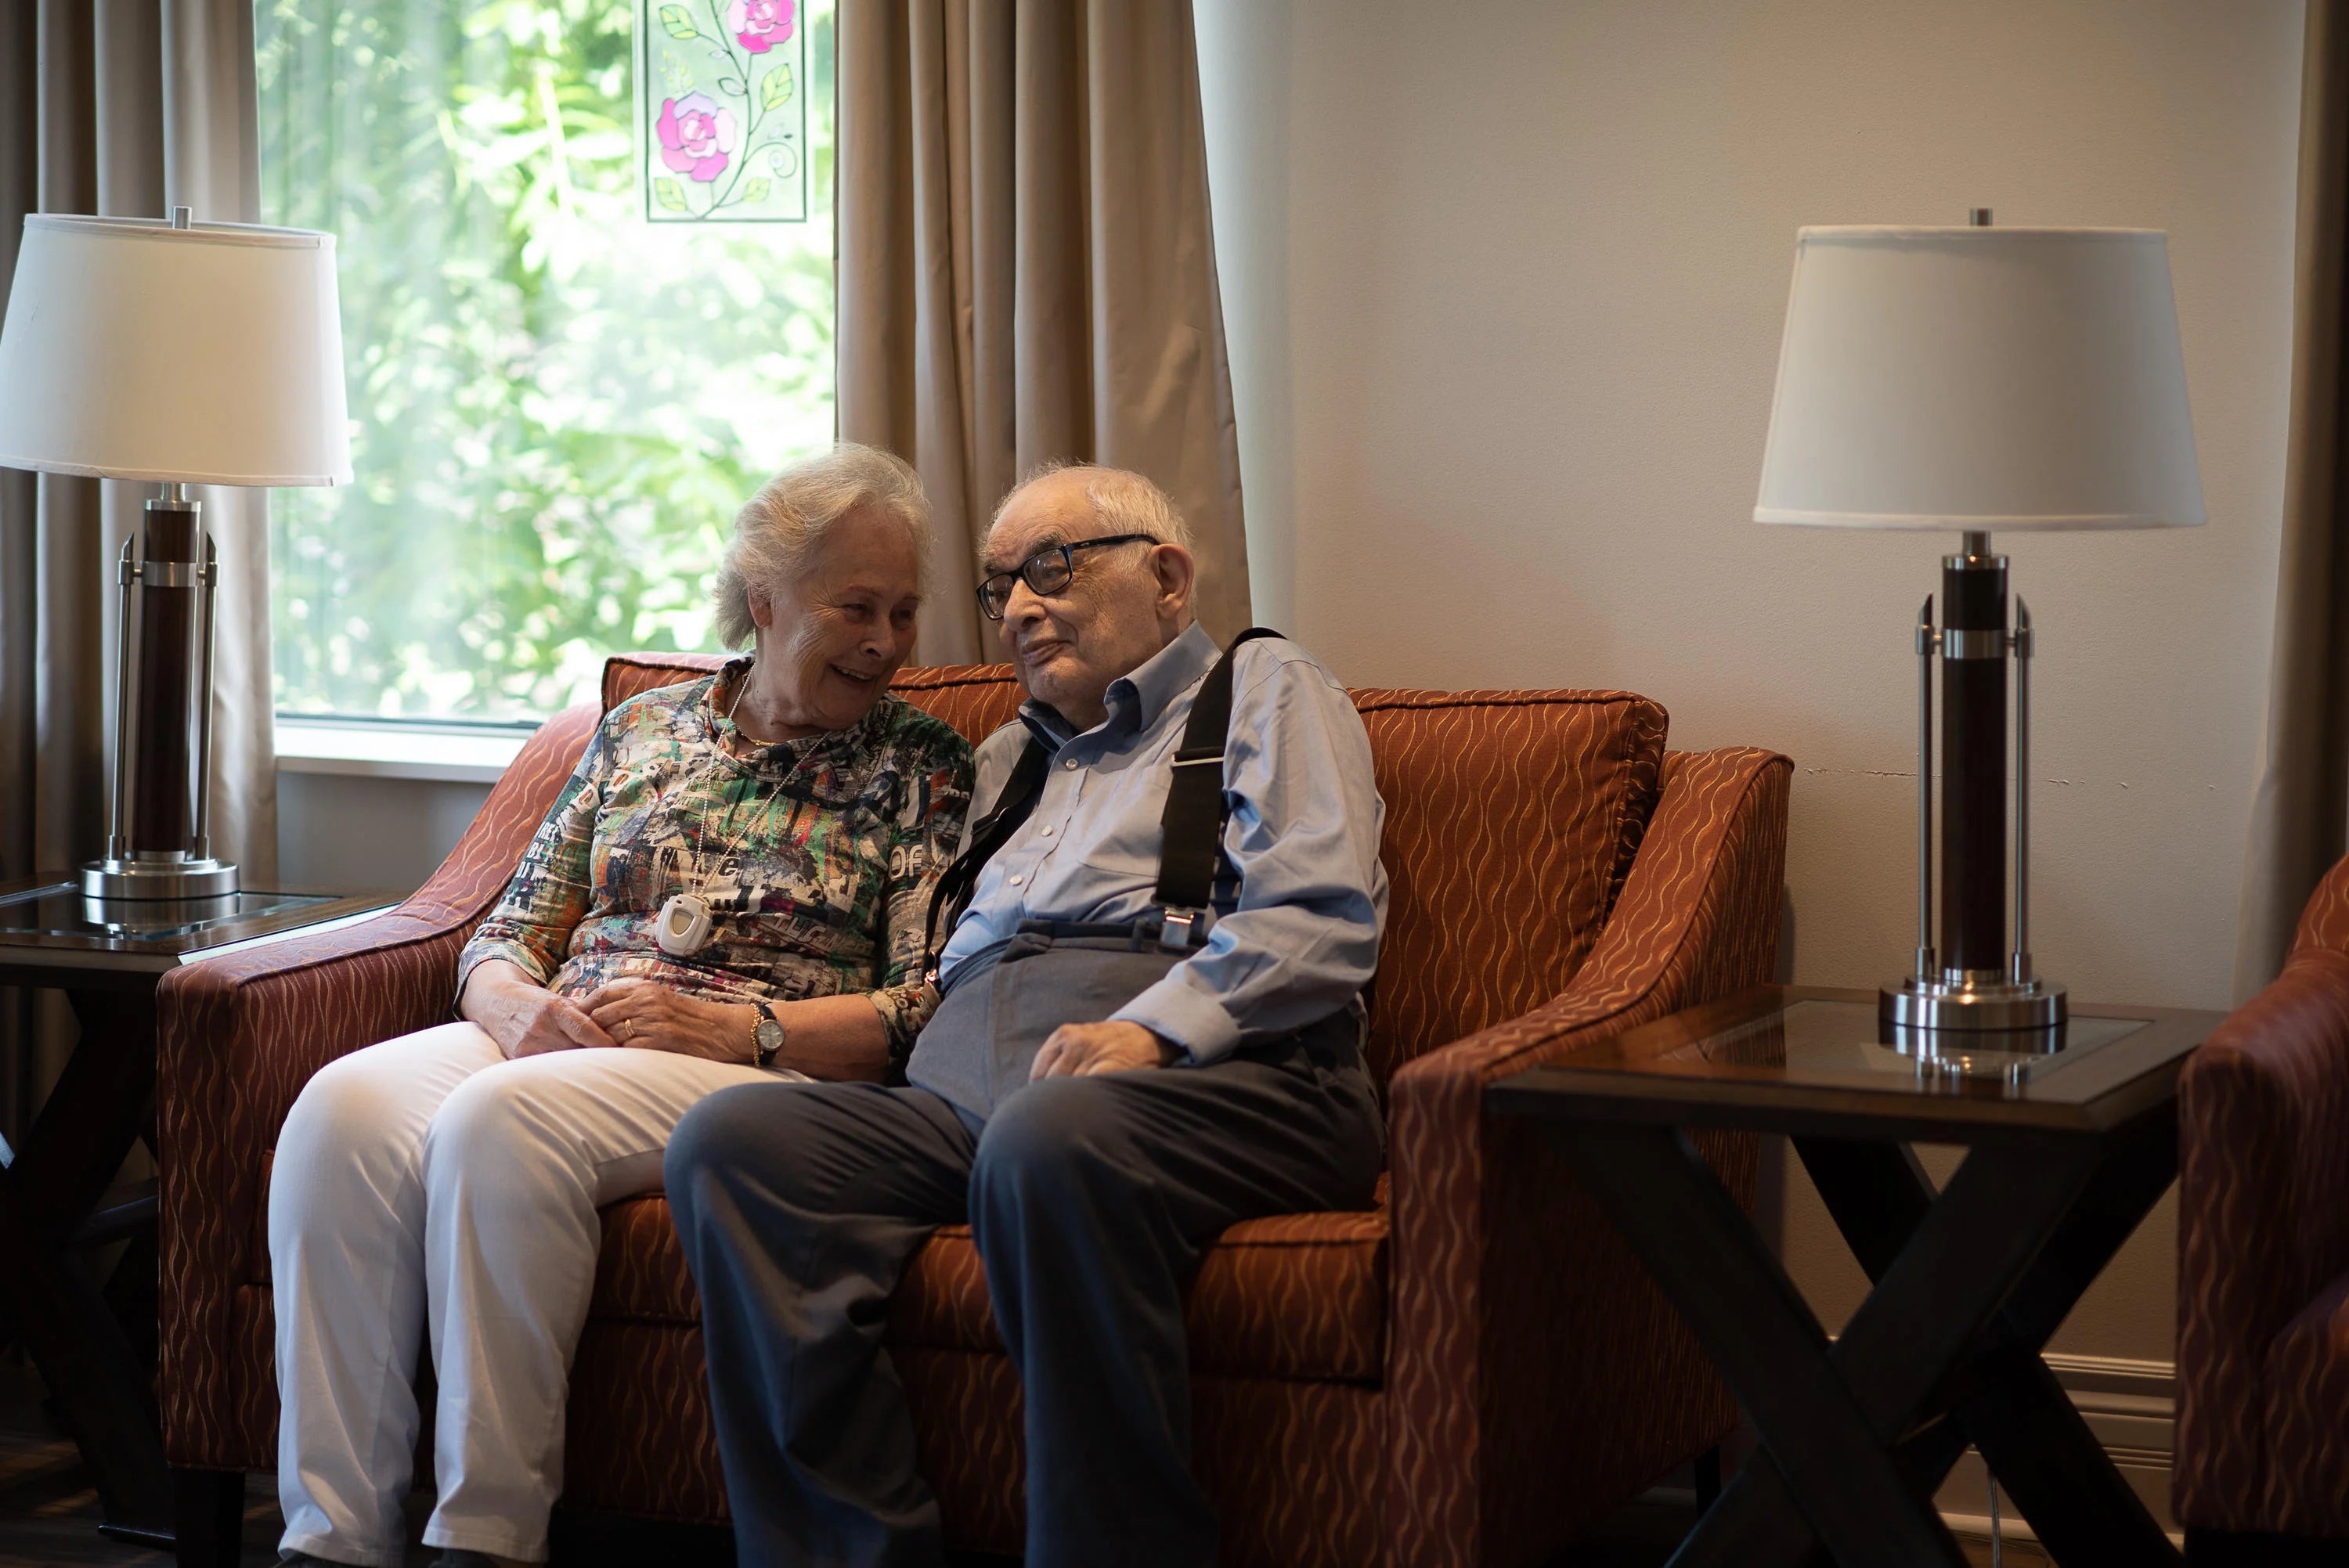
[0,881,340,945]
[1655,998,2149,1090]
[1493,986,2217,1134]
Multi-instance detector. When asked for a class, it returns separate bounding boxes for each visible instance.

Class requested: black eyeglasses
[974,533,1157,621]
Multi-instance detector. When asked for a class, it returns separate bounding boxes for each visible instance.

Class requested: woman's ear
[748,583,774,632]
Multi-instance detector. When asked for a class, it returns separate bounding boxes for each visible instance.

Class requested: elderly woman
[267,443,973,1568]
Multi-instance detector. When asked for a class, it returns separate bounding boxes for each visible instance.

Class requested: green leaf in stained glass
[760,64,795,111]
[743,178,771,204]
[653,178,687,211]
[659,5,698,39]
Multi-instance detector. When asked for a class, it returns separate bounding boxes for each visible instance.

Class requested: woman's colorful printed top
[456,661,975,1061]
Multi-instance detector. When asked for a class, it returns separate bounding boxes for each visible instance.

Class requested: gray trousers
[662,935,1384,1568]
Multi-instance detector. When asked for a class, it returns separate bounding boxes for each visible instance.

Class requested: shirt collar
[1019,622,1220,745]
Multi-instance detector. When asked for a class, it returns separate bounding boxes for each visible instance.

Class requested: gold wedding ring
[619,1019,634,1040]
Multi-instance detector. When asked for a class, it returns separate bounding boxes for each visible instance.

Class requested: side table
[1488,983,2219,1568]
[0,875,397,1548]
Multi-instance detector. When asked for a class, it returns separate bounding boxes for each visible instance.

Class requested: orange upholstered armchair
[157,653,1791,1568]
[2176,855,2349,1559]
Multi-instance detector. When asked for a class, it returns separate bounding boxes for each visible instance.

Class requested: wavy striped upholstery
[2178,852,2349,1542]
[159,652,1792,1567]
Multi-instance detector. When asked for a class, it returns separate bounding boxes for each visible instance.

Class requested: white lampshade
[0,214,351,487]
[1753,226,2204,532]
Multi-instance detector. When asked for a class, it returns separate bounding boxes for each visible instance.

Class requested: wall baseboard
[1640,1352,2178,1538]
[1930,1351,2177,1537]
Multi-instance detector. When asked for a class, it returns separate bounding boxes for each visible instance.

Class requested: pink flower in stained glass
[727,0,792,54]
[656,93,738,183]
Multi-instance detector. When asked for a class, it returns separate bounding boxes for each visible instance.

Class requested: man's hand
[462,961,617,1058]
[581,977,760,1063]
[1029,1020,1178,1080]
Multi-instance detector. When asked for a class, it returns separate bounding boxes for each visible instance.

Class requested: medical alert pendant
[657,893,713,957]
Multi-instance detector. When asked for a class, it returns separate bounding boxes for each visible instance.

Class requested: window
[256,0,836,723]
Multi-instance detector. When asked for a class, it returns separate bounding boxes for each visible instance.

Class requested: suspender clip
[1157,907,1205,953]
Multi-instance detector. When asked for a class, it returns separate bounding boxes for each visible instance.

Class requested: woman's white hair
[987,462,1195,553]
[713,443,933,648]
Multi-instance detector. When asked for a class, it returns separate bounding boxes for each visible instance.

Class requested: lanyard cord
[677,665,769,905]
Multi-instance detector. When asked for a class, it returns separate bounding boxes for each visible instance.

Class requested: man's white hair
[986,462,1195,553]
[713,442,932,648]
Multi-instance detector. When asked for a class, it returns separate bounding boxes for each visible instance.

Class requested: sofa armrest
[2290,852,2349,956]
[1380,744,1790,1567]
[2174,943,2349,1530]
[155,701,600,1469]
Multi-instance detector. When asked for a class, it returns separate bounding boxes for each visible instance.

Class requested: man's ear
[1151,543,1197,624]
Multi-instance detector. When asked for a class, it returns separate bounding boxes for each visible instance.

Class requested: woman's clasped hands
[464,958,754,1062]
[580,976,760,1062]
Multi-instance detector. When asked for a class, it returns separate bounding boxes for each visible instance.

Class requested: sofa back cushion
[602,651,727,712]
[1348,688,1665,1085]
[597,656,1665,1087]
[601,653,1028,740]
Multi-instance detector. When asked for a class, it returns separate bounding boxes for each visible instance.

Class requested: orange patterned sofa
[157,652,1792,1567]
[2176,854,2349,1561]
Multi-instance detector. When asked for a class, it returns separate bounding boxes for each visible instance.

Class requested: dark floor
[0,1355,2034,1567]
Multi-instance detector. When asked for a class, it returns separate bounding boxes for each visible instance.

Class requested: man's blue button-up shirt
[934,622,1387,1065]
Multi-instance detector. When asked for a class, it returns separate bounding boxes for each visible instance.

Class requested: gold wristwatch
[751,1003,786,1069]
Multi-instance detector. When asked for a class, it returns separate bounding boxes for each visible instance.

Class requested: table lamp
[0,209,351,900]
[1754,212,2205,1037]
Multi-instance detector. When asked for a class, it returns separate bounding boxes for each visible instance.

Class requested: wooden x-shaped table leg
[1546,1115,2178,1568]
[0,987,173,1541]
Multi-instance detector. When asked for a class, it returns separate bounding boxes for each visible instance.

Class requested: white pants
[269,1021,806,1566]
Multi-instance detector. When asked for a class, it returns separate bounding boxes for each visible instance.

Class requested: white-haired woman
[268,443,973,1568]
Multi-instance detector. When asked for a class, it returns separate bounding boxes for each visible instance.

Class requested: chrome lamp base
[81,854,240,901]
[1891,530,2064,1034]
[84,483,233,901]
[1881,970,2066,1033]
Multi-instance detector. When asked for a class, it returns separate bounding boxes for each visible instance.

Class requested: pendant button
[657,893,714,956]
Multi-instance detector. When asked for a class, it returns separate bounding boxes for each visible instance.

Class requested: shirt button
[1040,825,1054,836]
[1063,758,1077,770]
[1009,874,1024,886]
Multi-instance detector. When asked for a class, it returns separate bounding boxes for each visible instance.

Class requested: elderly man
[664,464,1387,1568]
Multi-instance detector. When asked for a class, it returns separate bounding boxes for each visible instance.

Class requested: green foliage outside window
[256,0,835,722]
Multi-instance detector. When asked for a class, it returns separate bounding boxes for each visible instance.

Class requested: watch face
[754,1018,786,1061]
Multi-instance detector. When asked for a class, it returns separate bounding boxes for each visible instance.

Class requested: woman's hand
[460,958,616,1058]
[580,977,758,1064]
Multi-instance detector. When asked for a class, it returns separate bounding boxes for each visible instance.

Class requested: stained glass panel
[641,0,809,222]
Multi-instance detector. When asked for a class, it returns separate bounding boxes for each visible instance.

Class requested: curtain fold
[839,0,1249,665]
[0,0,275,1140]
[2235,0,2349,1000]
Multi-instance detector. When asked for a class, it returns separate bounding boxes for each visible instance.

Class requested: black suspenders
[1148,626,1280,945]
[922,627,1283,982]
[921,738,1049,983]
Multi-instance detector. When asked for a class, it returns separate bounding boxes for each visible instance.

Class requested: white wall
[279,771,490,893]
[1195,0,2304,1369]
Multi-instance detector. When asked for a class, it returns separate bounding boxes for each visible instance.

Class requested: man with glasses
[665,463,1387,1568]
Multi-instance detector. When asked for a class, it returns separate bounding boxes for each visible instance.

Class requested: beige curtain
[2236,0,2349,1000]
[838,0,1249,665]
[0,0,276,1139]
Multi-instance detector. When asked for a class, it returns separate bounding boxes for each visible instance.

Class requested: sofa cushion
[251,1159,1391,1386]
[1349,689,1666,1087]
[585,1181,1391,1385]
